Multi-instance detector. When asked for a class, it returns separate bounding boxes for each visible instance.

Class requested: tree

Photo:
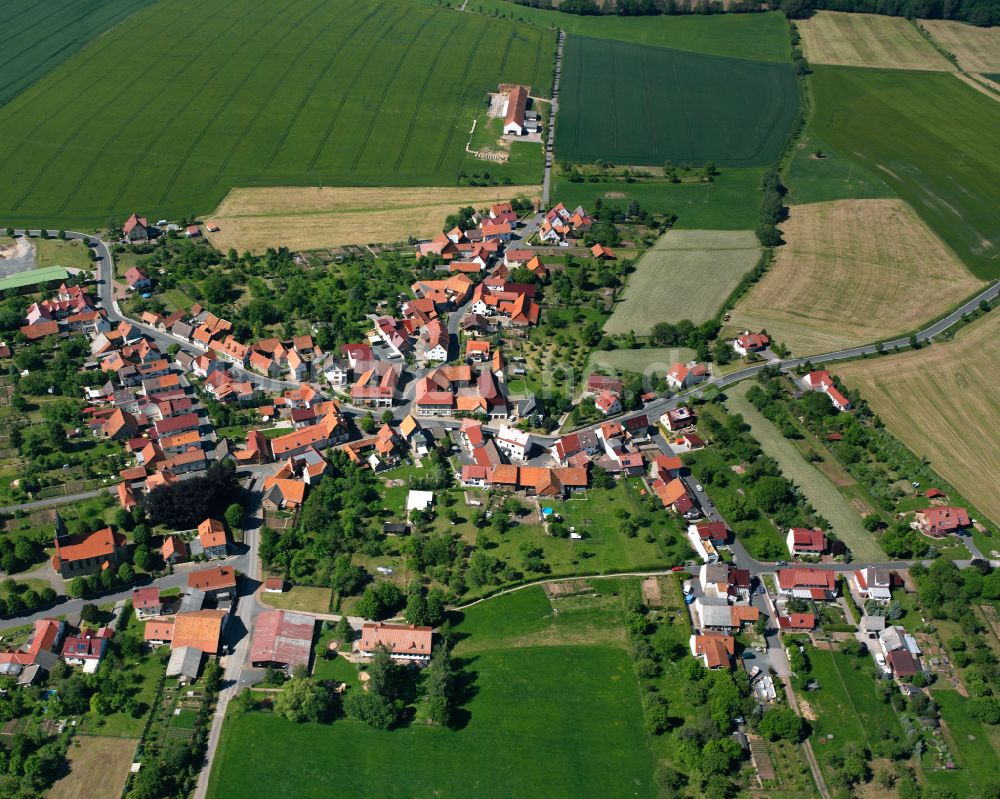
[359,412,376,434]
[68,577,86,598]
[758,707,806,741]
[133,545,152,572]
[404,591,429,626]
[426,645,455,727]
[80,603,101,624]
[643,693,670,734]
[968,696,1000,725]
[334,616,353,645]
[224,502,243,532]
[273,677,332,723]
[344,690,394,729]
[117,563,135,584]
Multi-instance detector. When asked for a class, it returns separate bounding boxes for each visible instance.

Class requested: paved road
[0,487,113,515]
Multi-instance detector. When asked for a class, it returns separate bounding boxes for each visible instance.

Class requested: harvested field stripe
[432,21,490,174]
[349,12,437,172]
[394,17,463,172]
[49,0,274,214]
[261,2,386,175]
[304,14,405,171]
[8,0,233,211]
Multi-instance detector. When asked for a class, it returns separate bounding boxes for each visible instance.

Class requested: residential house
[161,535,188,565]
[186,565,237,598]
[125,266,152,291]
[914,506,970,537]
[667,362,707,391]
[123,213,153,242]
[776,613,817,631]
[786,527,828,556]
[776,568,837,600]
[689,631,735,670]
[733,331,770,356]
[51,528,127,579]
[133,587,163,619]
[61,628,113,671]
[197,518,229,560]
[495,426,531,462]
[171,609,228,654]
[354,622,433,665]
[851,567,893,603]
[594,391,621,416]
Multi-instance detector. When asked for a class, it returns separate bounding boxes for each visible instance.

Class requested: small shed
[264,577,285,594]
[166,646,203,681]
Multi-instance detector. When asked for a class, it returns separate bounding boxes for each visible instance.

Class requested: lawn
[604,229,760,335]
[467,2,793,62]
[0,0,554,227]
[798,12,953,71]
[809,65,1000,279]
[258,584,332,614]
[48,735,138,799]
[0,0,156,107]
[927,690,1000,795]
[557,35,799,168]
[729,199,983,355]
[206,185,541,253]
[920,18,1000,73]
[34,238,94,270]
[208,644,657,798]
[588,346,697,377]
[553,167,765,230]
[836,310,1000,535]
[725,382,884,561]
[802,648,905,775]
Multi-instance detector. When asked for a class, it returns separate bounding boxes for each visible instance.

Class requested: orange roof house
[354,622,433,664]
[171,609,228,653]
[186,565,236,595]
[690,632,735,670]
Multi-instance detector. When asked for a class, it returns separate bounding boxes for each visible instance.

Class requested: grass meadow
[0,0,554,227]
[558,35,799,168]
[0,0,156,106]
[605,229,760,335]
[452,2,793,61]
[724,382,884,561]
[927,690,1000,794]
[784,134,895,205]
[836,310,1000,532]
[729,199,983,355]
[209,587,659,799]
[554,167,765,229]
[809,66,1000,279]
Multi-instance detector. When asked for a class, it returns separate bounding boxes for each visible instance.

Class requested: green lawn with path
[209,583,658,799]
[725,382,884,561]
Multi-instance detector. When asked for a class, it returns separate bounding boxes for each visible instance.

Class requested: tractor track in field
[48,0,271,215]
[639,46,661,154]
[0,0,188,177]
[6,0,228,211]
[531,29,544,89]
[157,0,335,204]
[498,28,516,75]
[349,12,436,172]
[432,21,489,174]
[259,2,385,177]
[2,0,78,32]
[305,14,404,172]
[110,0,317,212]
[609,45,618,155]
[572,36,584,152]
[393,18,462,173]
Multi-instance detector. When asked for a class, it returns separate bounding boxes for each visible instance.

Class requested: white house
[667,362,707,390]
[851,567,892,603]
[495,426,531,462]
[733,331,769,356]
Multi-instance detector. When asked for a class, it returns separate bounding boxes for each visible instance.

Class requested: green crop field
[554,167,764,229]
[208,587,658,798]
[462,1,793,62]
[0,0,554,227]
[810,66,1000,279]
[0,0,157,107]
[605,229,760,335]
[557,35,799,168]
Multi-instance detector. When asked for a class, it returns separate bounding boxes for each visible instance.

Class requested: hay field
[0,0,553,227]
[206,185,540,253]
[921,19,1000,72]
[730,200,983,355]
[798,12,953,71]
[810,66,1000,279]
[49,736,137,799]
[836,310,1000,528]
[558,35,799,167]
[605,230,760,335]
[588,346,697,376]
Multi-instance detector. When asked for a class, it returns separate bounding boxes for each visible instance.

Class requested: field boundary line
[349,12,436,172]
[432,20,490,174]
[393,17,463,172]
[498,27,516,74]
[156,0,336,204]
[109,0,317,211]
[304,13,405,172]
[259,2,386,176]
[51,0,273,215]
[0,0,211,186]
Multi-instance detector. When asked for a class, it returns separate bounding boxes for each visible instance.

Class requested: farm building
[249,610,316,673]
[502,85,530,135]
[354,622,433,665]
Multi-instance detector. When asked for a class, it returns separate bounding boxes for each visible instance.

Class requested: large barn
[249,610,316,674]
